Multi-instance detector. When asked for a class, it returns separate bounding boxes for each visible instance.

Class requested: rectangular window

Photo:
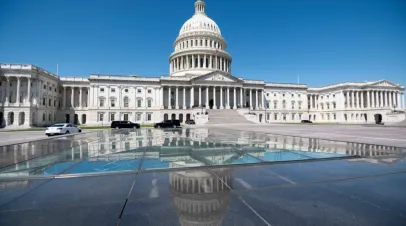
[137,89,141,93]
[98,113,104,122]
[147,100,152,107]
[110,113,115,121]
[112,142,116,150]
[299,114,302,120]
[100,99,104,107]
[100,88,105,92]
[43,98,46,105]
[111,88,115,93]
[274,114,277,121]
[147,89,151,94]
[49,99,51,106]
[137,99,142,107]
[136,113,141,121]
[125,142,130,150]
[111,100,115,107]
[147,113,151,121]
[124,114,129,121]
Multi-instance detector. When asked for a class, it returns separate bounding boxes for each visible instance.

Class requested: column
[309,95,313,109]
[159,87,163,108]
[226,87,230,109]
[26,78,31,104]
[373,91,376,108]
[220,87,223,109]
[197,55,200,68]
[16,77,21,104]
[205,86,209,109]
[175,86,179,109]
[183,87,186,109]
[186,56,189,69]
[192,55,195,68]
[256,89,259,109]
[402,93,405,109]
[215,56,218,69]
[71,87,74,108]
[63,87,66,108]
[233,87,236,109]
[262,90,265,109]
[366,90,370,108]
[198,86,202,107]
[351,91,354,109]
[4,78,9,103]
[360,91,364,109]
[383,91,387,107]
[213,86,216,109]
[79,87,83,108]
[380,91,383,108]
[190,86,194,108]
[209,55,212,69]
[386,91,390,108]
[168,87,171,109]
[240,88,243,108]
[389,91,392,107]
[249,89,252,109]
[354,91,358,108]
[203,55,206,68]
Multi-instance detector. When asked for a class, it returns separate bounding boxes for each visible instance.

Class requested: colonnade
[170,54,231,74]
[308,90,404,110]
[163,86,265,110]
[62,86,89,109]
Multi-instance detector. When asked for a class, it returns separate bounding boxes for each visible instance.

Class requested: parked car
[111,121,140,129]
[185,119,196,125]
[154,120,180,128]
[301,120,313,123]
[45,123,81,136]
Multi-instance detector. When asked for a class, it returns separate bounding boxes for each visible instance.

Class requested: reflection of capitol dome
[169,169,232,226]
[169,0,232,77]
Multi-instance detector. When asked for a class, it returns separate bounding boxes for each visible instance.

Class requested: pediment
[192,71,241,83]
[369,80,399,88]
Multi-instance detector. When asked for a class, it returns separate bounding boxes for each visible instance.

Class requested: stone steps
[206,109,253,124]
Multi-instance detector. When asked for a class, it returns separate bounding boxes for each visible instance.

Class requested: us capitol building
[0,0,405,129]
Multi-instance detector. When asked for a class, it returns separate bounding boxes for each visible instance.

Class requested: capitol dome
[169,0,232,77]
[179,13,221,36]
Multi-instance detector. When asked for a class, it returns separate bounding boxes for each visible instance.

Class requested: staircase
[206,109,254,125]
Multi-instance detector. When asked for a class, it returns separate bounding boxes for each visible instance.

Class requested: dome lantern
[195,0,206,15]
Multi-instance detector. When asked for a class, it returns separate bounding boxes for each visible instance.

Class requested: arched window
[8,112,14,125]
[123,97,129,107]
[282,100,286,109]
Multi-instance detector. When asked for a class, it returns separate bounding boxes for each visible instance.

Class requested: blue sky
[1,0,405,87]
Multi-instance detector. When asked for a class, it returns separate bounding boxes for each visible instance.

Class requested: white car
[45,123,81,136]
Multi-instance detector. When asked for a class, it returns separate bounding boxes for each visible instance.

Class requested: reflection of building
[1,0,405,129]
[170,168,232,226]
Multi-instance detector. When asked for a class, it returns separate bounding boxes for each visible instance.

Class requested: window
[274,113,277,121]
[283,114,287,121]
[282,100,286,109]
[147,113,151,121]
[124,89,128,93]
[267,93,269,96]
[54,88,56,92]
[333,103,336,109]
[49,114,51,121]
[99,98,105,107]
[111,88,116,93]
[291,94,294,97]
[291,113,295,120]
[291,101,295,109]
[137,99,142,107]
[43,98,46,105]
[274,93,276,97]
[283,94,285,97]
[43,113,45,121]
[49,99,51,106]
[124,114,129,121]
[298,94,301,97]
[273,102,277,109]
[110,113,115,121]
[54,100,56,107]
[333,114,336,120]
[100,88,105,92]
[299,114,302,120]
[99,113,104,122]
[43,85,46,89]
[137,89,141,93]
[112,142,116,150]
[111,99,116,107]
[147,89,151,94]
[147,99,152,107]
[136,113,141,121]
[123,97,129,107]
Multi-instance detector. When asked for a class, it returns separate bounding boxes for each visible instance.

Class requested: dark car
[185,119,195,125]
[111,121,140,129]
[301,120,313,123]
[154,120,180,128]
